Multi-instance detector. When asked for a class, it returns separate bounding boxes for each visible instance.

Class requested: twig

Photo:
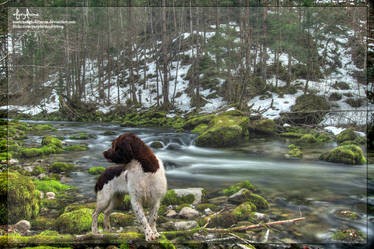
[205,217,305,233]
[203,209,224,228]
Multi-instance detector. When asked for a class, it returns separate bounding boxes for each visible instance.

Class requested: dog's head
[103,133,159,173]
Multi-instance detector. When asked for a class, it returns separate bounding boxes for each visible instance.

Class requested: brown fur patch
[95,165,127,193]
[103,133,159,173]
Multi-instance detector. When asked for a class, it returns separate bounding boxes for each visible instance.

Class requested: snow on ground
[247,90,304,119]
[324,126,345,135]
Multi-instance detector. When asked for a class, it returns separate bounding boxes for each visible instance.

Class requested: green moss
[183,114,215,130]
[157,234,176,249]
[192,123,208,134]
[63,202,96,213]
[196,203,219,212]
[56,208,103,234]
[223,180,255,196]
[110,213,135,227]
[31,217,56,230]
[337,129,357,145]
[162,190,195,205]
[34,179,71,193]
[316,133,334,143]
[69,133,95,140]
[158,205,167,215]
[123,194,132,210]
[288,144,296,149]
[19,146,58,158]
[280,132,303,138]
[150,141,163,149]
[195,114,250,147]
[23,246,72,249]
[297,134,317,144]
[249,119,276,135]
[39,230,60,236]
[0,171,39,223]
[42,136,63,148]
[232,202,255,220]
[248,193,269,210]
[332,229,365,242]
[32,166,46,176]
[88,167,106,175]
[33,124,55,131]
[176,203,191,212]
[334,210,359,220]
[320,144,366,165]
[63,144,88,151]
[50,162,76,173]
[208,211,237,228]
[287,148,303,158]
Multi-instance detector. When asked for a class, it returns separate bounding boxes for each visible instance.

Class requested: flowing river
[20,120,374,246]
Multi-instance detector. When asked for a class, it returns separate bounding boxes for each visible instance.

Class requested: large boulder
[195,115,249,147]
[56,208,103,234]
[228,188,252,204]
[336,129,358,145]
[248,119,276,136]
[320,145,366,165]
[0,171,40,224]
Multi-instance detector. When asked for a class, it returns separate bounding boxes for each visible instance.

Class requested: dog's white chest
[103,171,128,194]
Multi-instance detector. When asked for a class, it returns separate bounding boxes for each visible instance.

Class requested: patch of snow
[324,126,345,135]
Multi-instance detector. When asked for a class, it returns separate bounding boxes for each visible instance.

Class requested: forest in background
[0,0,372,125]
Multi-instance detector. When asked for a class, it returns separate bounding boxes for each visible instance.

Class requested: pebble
[179,207,200,219]
[46,192,56,200]
[166,210,177,218]
[174,220,198,231]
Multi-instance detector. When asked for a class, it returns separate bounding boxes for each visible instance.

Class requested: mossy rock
[150,141,163,149]
[34,179,71,193]
[56,208,103,234]
[41,136,63,148]
[69,133,95,140]
[320,145,366,165]
[196,203,219,213]
[33,124,55,131]
[223,180,255,196]
[63,145,88,151]
[19,146,58,158]
[110,212,135,227]
[332,228,365,242]
[284,94,330,124]
[336,129,357,145]
[162,190,195,205]
[175,203,191,212]
[287,148,303,159]
[64,202,96,213]
[50,162,76,173]
[334,210,359,220]
[0,171,40,224]
[31,217,56,230]
[280,132,303,138]
[249,119,275,136]
[207,211,237,228]
[88,167,106,175]
[191,123,208,134]
[195,115,249,147]
[232,202,255,220]
[248,193,269,210]
[183,114,215,130]
[297,134,317,144]
[103,131,116,136]
[329,92,342,101]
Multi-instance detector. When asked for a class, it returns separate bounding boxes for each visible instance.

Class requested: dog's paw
[145,231,160,241]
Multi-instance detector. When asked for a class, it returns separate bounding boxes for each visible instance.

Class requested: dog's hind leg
[103,194,123,232]
[148,199,161,239]
[92,192,110,234]
[130,198,155,241]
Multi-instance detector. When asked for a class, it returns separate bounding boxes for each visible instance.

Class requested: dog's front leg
[130,198,156,241]
[148,200,161,239]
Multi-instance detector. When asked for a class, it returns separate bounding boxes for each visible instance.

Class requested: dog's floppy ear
[103,134,134,163]
[127,133,159,173]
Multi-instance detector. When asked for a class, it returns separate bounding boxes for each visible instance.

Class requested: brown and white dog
[91,133,167,241]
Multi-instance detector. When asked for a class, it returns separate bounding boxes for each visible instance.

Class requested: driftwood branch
[204,217,305,233]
